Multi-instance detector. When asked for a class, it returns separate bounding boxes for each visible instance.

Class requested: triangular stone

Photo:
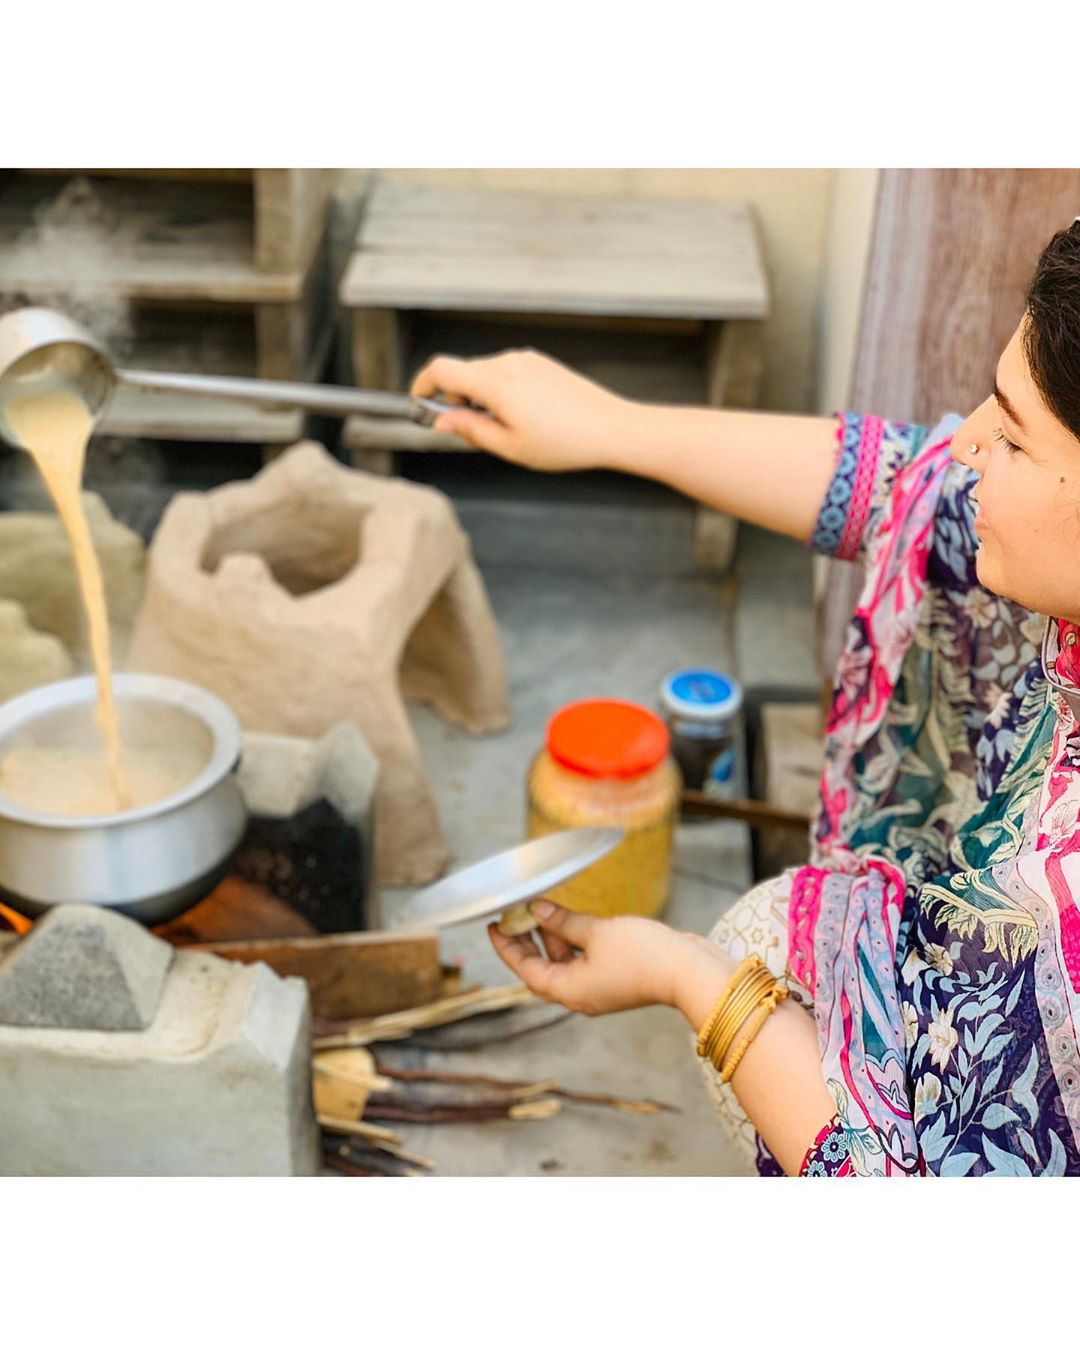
[0,905,172,1031]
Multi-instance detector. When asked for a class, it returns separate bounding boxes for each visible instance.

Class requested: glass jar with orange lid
[525,699,681,919]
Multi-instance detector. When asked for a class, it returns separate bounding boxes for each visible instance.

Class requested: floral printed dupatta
[790,414,1080,1176]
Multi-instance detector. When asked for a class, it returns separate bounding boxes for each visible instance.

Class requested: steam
[0,175,166,520]
[0,175,134,359]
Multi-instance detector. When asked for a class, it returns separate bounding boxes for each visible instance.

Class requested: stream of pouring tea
[4,389,131,809]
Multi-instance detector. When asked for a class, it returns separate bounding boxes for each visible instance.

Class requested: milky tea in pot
[0,389,201,817]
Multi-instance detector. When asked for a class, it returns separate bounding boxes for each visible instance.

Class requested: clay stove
[128,441,510,886]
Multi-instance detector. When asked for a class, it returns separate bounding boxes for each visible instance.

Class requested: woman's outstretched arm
[412,350,838,544]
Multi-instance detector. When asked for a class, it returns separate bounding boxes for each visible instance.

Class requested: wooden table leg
[347,308,409,476]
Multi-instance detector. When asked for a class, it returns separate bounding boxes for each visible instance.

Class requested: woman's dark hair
[1024,221,1080,441]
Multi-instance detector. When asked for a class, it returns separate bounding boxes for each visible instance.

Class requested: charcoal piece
[231,797,368,934]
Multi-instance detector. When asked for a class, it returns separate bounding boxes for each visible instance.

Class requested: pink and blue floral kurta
[717,412,1080,1176]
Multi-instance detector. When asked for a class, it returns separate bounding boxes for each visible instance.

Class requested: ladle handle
[115,369,447,427]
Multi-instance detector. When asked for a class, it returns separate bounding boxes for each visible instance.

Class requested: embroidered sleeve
[799,1116,859,1177]
[811,413,932,561]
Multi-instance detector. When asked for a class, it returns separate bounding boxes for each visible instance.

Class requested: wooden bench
[338,180,770,571]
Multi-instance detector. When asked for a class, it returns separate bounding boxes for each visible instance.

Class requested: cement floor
[379,469,818,1177]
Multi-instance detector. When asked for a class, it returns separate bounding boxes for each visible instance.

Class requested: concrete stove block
[0,598,73,702]
[0,905,172,1031]
[127,441,509,886]
[0,939,319,1176]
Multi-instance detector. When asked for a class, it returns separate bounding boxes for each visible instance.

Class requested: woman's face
[950,319,1080,622]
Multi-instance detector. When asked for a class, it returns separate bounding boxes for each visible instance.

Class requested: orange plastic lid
[546,699,670,779]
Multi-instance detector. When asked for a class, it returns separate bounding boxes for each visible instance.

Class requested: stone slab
[0,949,319,1176]
[0,905,172,1031]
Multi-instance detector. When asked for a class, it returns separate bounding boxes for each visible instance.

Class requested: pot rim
[0,673,242,830]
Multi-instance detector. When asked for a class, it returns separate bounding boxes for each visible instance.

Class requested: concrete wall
[816,169,881,415]
[810,169,880,644]
[338,168,837,414]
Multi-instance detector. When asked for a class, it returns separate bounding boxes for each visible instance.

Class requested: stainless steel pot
[0,674,247,925]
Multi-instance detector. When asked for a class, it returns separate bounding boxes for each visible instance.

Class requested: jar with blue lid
[659,669,743,797]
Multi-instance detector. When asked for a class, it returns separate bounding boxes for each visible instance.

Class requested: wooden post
[352,308,407,391]
[253,169,335,277]
[348,308,409,475]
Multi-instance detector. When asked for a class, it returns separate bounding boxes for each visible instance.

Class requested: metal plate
[395,827,623,930]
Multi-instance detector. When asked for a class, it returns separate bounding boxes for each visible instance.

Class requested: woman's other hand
[410,349,634,473]
[488,900,730,1017]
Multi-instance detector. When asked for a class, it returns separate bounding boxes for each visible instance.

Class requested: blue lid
[660,669,743,721]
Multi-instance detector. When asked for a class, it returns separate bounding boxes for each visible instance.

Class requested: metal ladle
[0,306,449,448]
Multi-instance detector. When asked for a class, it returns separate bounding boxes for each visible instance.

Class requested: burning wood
[0,906,30,936]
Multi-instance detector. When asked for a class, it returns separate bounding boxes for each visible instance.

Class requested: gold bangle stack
[695,954,789,1083]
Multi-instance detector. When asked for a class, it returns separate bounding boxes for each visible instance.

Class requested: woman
[411,222,1080,1177]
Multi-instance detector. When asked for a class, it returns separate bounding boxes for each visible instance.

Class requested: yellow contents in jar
[525,699,681,920]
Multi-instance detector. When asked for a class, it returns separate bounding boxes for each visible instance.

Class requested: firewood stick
[372,1079,553,1112]
[372,1063,679,1114]
[312,1059,393,1092]
[549,1086,676,1115]
[364,1098,560,1125]
[328,1136,433,1174]
[322,1142,425,1177]
[312,983,534,1048]
[316,1114,402,1146]
[313,1045,380,1075]
[374,1065,557,1102]
[510,1099,561,1121]
[323,1151,379,1177]
[371,1144,436,1172]
[402,1005,572,1052]
[316,1116,436,1171]
[363,1106,515,1124]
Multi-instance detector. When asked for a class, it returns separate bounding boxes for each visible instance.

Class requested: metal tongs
[0,307,449,447]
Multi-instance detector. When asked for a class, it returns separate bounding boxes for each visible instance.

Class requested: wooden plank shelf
[336,180,770,571]
[0,171,335,303]
[341,182,769,319]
